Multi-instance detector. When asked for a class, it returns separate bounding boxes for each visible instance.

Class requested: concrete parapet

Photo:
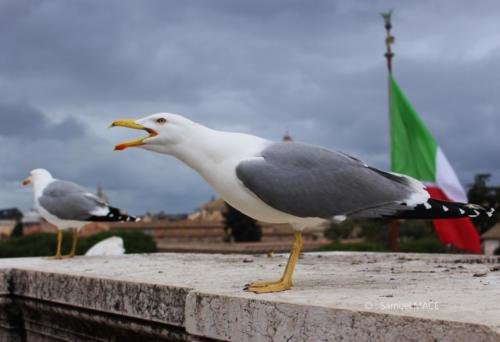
[0,252,499,341]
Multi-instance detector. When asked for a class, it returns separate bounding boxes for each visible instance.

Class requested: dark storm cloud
[0,0,499,214]
[0,101,84,139]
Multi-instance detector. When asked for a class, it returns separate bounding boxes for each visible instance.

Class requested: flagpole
[382,10,394,74]
[381,10,399,252]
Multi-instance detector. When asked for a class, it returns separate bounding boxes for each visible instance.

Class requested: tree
[327,218,435,248]
[467,174,499,234]
[10,221,23,237]
[222,203,262,242]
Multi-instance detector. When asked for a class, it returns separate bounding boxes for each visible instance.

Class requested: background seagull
[111,113,492,293]
[23,168,139,259]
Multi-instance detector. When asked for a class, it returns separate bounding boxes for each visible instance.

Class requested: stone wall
[0,252,499,341]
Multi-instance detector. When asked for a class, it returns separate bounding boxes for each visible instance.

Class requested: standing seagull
[110,114,493,293]
[23,169,138,259]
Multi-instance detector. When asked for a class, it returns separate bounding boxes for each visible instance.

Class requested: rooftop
[482,223,500,240]
[0,208,22,220]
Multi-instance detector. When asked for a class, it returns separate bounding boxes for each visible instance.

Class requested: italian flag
[390,76,481,253]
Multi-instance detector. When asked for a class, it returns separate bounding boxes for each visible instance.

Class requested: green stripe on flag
[390,76,437,181]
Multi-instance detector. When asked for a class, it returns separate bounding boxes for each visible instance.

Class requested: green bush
[399,237,446,253]
[0,233,57,258]
[0,230,157,258]
[326,219,436,249]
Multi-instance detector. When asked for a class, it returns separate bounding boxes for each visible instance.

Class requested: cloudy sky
[1,1,499,215]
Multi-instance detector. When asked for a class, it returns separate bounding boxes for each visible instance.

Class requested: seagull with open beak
[110,113,493,293]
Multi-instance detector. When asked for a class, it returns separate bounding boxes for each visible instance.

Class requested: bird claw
[46,254,75,260]
[244,279,292,293]
[60,254,75,259]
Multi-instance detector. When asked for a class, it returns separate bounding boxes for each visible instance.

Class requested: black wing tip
[88,206,141,222]
[486,207,495,218]
[389,199,493,220]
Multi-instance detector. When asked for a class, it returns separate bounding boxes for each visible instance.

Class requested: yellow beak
[22,177,32,186]
[109,119,157,151]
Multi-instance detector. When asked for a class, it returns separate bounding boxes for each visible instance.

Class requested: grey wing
[39,180,107,221]
[236,142,425,219]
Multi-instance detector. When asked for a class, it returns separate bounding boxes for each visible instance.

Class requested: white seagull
[23,169,138,259]
[111,113,492,293]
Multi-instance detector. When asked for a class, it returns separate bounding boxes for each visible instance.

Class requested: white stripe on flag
[435,147,467,203]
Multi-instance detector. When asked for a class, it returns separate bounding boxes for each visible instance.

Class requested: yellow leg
[245,231,303,293]
[47,230,63,260]
[62,228,78,259]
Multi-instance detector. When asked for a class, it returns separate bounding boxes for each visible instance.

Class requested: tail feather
[389,199,494,220]
[87,206,140,222]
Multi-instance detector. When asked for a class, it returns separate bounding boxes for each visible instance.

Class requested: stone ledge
[0,252,499,341]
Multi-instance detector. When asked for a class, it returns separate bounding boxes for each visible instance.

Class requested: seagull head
[23,168,53,186]
[110,113,195,153]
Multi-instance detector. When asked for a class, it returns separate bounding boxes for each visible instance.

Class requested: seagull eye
[156,118,167,124]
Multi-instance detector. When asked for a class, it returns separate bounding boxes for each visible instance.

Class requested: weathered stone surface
[10,269,188,326]
[0,270,10,295]
[0,252,499,341]
[0,297,23,342]
[16,298,191,342]
[186,292,498,342]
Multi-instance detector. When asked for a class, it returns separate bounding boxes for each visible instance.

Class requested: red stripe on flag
[426,187,481,254]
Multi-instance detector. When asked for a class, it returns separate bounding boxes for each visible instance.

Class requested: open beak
[22,177,32,186]
[109,119,157,151]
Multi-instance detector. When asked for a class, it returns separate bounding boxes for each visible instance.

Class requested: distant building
[0,208,23,239]
[23,217,109,237]
[188,197,226,222]
[154,211,187,221]
[0,220,16,239]
[481,223,500,255]
[141,211,187,222]
[22,209,42,225]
